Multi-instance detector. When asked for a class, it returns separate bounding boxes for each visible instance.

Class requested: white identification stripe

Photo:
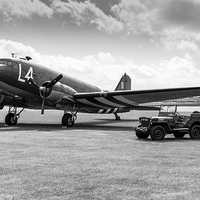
[95,97,125,108]
[77,99,109,108]
[98,108,118,114]
[114,96,137,106]
[105,109,112,113]
[113,108,118,113]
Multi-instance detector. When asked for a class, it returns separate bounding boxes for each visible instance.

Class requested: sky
[1,0,200,91]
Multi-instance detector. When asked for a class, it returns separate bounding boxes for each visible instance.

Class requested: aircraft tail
[115,73,131,91]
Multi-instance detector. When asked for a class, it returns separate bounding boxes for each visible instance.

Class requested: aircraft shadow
[95,118,138,122]
[0,119,134,132]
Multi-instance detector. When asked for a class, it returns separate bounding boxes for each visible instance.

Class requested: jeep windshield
[159,105,179,117]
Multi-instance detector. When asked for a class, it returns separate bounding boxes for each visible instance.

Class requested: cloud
[51,0,123,34]
[111,1,153,35]
[161,37,200,52]
[114,0,200,37]
[0,0,53,21]
[2,0,200,43]
[160,0,200,33]
[1,39,200,91]
[110,0,200,52]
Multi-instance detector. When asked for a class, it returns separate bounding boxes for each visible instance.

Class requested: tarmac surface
[1,109,200,199]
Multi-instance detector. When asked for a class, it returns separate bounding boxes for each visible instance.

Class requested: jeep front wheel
[135,131,149,139]
[189,125,200,139]
[150,125,165,140]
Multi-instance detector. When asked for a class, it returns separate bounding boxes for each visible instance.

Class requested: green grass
[0,110,200,199]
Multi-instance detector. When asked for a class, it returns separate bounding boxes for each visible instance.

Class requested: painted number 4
[18,64,33,83]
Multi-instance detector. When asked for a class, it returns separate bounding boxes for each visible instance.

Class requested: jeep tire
[150,125,165,140]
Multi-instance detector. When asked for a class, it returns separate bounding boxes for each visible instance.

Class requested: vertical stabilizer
[115,73,131,91]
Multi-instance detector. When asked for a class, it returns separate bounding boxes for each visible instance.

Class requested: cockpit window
[0,60,7,65]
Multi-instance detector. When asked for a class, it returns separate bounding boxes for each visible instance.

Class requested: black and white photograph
[1,0,200,199]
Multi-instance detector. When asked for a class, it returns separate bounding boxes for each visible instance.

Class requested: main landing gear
[61,106,79,128]
[5,106,24,126]
[62,113,77,127]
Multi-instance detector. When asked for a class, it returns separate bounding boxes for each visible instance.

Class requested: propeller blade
[39,74,63,115]
[46,74,63,88]
[41,96,45,115]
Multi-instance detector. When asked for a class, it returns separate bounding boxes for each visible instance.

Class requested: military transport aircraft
[1,56,200,127]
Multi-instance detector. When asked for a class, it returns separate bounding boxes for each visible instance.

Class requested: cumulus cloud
[110,0,200,50]
[0,0,53,21]
[114,0,200,37]
[2,0,200,44]
[0,0,123,34]
[161,37,200,52]
[1,39,200,90]
[111,0,156,35]
[51,0,123,34]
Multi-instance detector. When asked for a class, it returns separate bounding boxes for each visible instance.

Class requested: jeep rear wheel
[150,125,165,140]
[189,125,200,139]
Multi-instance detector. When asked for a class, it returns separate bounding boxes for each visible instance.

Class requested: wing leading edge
[73,87,200,109]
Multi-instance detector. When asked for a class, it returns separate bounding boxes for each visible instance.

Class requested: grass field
[0,109,200,199]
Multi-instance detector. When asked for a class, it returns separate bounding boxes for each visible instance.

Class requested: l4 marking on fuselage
[18,64,34,83]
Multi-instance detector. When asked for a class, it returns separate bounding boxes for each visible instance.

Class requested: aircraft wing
[73,86,200,108]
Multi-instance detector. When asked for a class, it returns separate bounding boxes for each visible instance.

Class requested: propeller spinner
[29,74,63,115]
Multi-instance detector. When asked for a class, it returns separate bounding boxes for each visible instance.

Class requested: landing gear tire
[189,125,200,139]
[5,113,18,126]
[150,125,165,140]
[62,113,74,127]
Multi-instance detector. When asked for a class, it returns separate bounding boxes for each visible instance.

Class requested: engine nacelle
[40,82,77,104]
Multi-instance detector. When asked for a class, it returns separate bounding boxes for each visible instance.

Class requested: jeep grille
[139,117,151,127]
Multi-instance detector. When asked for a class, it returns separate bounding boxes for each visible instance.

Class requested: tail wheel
[5,113,18,125]
[189,125,200,139]
[150,125,165,140]
[62,113,74,127]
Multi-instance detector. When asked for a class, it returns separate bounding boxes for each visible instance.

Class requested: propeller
[29,74,63,115]
[45,74,63,88]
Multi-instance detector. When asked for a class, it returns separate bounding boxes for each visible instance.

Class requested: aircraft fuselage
[0,58,102,101]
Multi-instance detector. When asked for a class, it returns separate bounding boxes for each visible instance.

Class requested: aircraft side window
[13,62,18,69]
[8,61,13,67]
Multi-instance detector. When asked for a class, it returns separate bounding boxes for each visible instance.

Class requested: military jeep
[134,106,200,140]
